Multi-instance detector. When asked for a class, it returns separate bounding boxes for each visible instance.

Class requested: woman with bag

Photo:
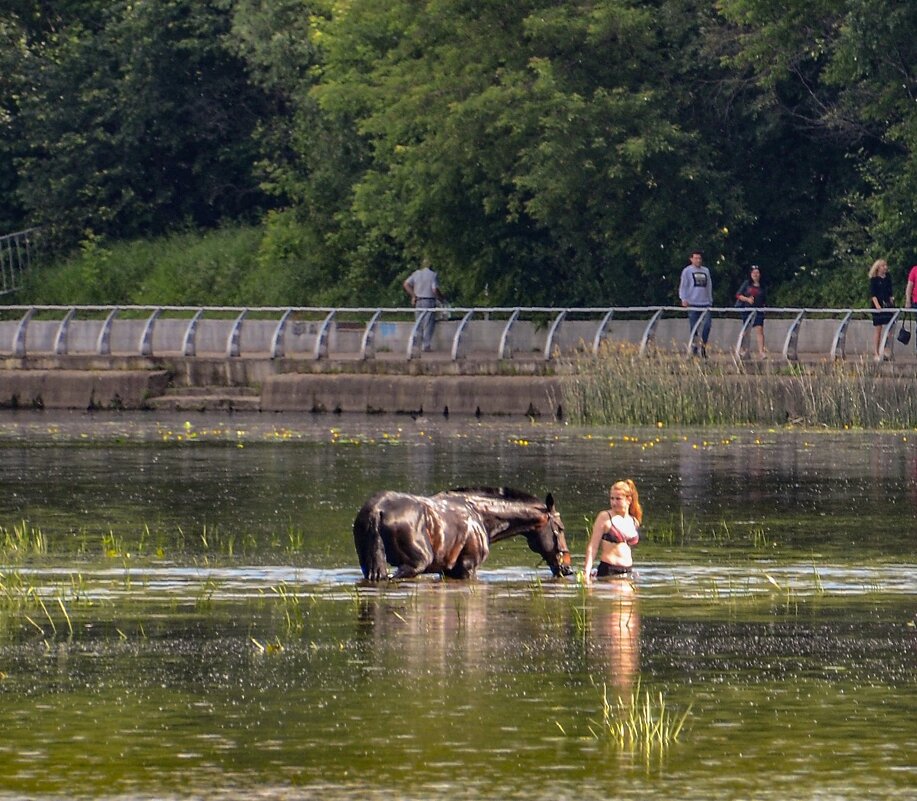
[868,259,894,361]
[735,265,767,358]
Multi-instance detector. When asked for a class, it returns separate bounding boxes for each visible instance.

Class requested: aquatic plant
[102,530,126,559]
[1,521,47,557]
[812,564,825,594]
[271,582,305,634]
[251,636,285,655]
[571,573,589,644]
[562,343,917,428]
[0,570,34,610]
[195,577,220,611]
[590,680,691,752]
[764,572,799,614]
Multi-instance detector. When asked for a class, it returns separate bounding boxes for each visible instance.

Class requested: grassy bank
[561,343,917,428]
[18,225,265,306]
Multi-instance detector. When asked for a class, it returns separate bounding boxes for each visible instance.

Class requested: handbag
[897,318,911,345]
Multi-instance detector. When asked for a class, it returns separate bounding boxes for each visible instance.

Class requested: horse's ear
[545,492,555,512]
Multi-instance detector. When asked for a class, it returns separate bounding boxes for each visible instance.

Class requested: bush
[18,226,263,306]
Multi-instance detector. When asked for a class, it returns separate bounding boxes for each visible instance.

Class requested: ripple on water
[14,561,916,602]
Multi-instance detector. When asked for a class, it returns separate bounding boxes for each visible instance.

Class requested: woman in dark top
[869,259,894,361]
[735,265,767,358]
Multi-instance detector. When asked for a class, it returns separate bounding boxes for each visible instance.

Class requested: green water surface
[0,412,914,800]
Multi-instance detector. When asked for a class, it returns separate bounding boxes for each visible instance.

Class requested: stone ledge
[261,374,564,417]
[0,370,170,410]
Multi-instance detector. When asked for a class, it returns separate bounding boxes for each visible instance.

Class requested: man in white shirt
[403,257,445,351]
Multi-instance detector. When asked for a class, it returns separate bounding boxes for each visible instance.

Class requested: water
[0,412,914,800]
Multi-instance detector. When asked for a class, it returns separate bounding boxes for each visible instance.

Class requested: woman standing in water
[584,479,642,582]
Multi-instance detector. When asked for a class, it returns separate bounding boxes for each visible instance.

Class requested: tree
[717,0,917,302]
[14,0,271,247]
[296,0,753,305]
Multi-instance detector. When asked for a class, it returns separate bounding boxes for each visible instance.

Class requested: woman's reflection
[592,580,640,700]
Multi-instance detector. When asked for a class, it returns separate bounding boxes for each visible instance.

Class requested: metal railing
[0,229,41,297]
[0,304,913,363]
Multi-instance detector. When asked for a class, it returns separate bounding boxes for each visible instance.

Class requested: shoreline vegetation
[561,343,917,429]
[3,3,914,315]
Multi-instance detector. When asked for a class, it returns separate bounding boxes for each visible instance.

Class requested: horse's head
[527,492,573,577]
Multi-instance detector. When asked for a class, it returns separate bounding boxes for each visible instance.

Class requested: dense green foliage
[2,0,914,307]
[18,226,265,305]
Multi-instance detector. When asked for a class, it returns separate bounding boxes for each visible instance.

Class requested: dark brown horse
[353,487,572,581]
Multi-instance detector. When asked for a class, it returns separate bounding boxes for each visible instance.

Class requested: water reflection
[590,580,640,700]
[356,583,491,673]
[1,414,916,801]
[1,413,916,559]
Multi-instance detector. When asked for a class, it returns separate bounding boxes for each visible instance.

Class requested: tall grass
[562,343,917,428]
[591,680,692,752]
[0,521,47,557]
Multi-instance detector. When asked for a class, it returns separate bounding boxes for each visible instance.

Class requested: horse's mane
[447,486,542,504]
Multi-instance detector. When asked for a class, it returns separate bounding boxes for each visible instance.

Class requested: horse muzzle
[555,550,573,577]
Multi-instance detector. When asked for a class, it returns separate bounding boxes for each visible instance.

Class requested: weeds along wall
[561,344,917,428]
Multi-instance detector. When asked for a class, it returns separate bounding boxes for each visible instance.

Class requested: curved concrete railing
[1,304,913,363]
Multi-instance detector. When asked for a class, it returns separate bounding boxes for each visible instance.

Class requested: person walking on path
[735,265,767,358]
[868,258,894,361]
[905,263,917,310]
[679,250,713,357]
[403,257,445,352]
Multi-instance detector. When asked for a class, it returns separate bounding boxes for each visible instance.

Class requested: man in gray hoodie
[678,250,713,356]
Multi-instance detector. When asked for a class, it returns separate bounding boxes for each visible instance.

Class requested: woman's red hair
[612,479,642,525]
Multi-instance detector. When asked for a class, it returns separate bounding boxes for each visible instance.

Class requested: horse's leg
[441,519,488,580]
[391,564,425,579]
[443,561,476,580]
[353,499,390,581]
[384,519,435,579]
[443,537,485,579]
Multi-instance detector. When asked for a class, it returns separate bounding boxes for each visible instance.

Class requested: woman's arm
[583,514,607,582]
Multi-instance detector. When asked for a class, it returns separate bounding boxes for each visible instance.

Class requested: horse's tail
[353,498,388,581]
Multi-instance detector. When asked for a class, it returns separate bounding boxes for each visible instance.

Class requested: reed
[812,565,825,594]
[562,344,917,428]
[195,577,219,611]
[591,680,691,752]
[1,521,48,557]
[102,530,126,559]
[0,570,34,610]
[271,582,305,634]
[571,574,590,643]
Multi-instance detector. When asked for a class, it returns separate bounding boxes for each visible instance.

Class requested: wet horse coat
[353,487,571,581]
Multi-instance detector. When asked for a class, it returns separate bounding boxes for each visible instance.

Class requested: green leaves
[12,0,271,248]
[3,0,914,308]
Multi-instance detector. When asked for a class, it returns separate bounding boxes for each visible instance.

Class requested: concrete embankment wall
[0,369,171,411]
[262,374,563,417]
[0,361,564,417]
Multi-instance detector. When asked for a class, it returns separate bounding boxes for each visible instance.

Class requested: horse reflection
[353,487,572,581]
[356,584,491,672]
